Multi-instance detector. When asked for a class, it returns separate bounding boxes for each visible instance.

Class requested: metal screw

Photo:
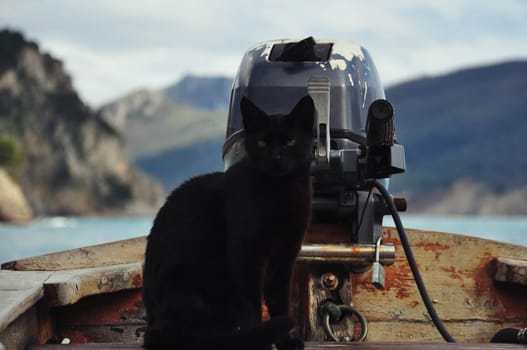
[321,273,339,290]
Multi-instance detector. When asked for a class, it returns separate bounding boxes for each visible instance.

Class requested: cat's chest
[250,181,310,222]
[225,161,311,218]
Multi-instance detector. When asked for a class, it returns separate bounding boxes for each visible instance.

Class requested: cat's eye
[257,140,267,148]
[287,139,296,147]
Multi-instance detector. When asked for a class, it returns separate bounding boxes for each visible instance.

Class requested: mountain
[0,29,165,218]
[100,58,527,214]
[164,75,232,110]
[136,137,224,190]
[385,61,527,213]
[387,61,527,192]
[99,88,227,160]
[98,76,229,189]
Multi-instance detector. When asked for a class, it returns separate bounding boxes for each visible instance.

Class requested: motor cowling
[223,37,406,244]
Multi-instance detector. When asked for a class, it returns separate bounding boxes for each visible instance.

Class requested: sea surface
[0,215,526,264]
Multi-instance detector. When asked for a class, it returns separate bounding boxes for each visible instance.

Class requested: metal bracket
[319,300,368,342]
[308,75,331,169]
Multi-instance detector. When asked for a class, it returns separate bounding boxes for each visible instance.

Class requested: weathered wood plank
[44,262,143,307]
[0,270,52,333]
[0,304,39,350]
[352,228,527,322]
[348,320,526,343]
[493,257,527,285]
[1,237,147,271]
[305,344,527,349]
[0,263,142,330]
[292,227,527,343]
[4,227,527,345]
[26,341,527,350]
[304,344,527,349]
[28,345,140,349]
[53,289,145,344]
[304,269,359,341]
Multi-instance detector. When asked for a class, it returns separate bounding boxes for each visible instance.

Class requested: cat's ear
[287,95,315,133]
[241,97,267,132]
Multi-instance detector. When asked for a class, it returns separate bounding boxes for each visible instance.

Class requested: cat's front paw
[275,335,304,350]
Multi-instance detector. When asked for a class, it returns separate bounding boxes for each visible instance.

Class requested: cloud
[44,37,242,105]
[1,0,526,106]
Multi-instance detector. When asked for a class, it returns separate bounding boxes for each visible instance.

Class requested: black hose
[371,180,456,342]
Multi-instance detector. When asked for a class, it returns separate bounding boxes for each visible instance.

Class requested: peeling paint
[440,266,463,280]
[385,261,414,299]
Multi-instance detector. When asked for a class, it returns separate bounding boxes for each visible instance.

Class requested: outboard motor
[223,37,406,245]
[223,37,410,342]
[222,39,462,343]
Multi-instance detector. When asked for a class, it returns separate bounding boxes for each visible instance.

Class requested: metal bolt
[321,273,339,290]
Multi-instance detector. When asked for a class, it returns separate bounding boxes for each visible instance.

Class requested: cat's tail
[144,316,295,350]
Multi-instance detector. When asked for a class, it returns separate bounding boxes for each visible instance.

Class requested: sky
[1,0,526,107]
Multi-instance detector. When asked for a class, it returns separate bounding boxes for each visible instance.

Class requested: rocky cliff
[0,167,32,222]
[0,29,165,218]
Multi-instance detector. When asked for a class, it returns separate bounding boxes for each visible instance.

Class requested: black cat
[142,95,315,350]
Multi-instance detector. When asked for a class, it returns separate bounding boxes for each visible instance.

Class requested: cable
[371,180,456,342]
[357,187,373,233]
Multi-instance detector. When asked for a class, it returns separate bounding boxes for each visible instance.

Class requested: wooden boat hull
[27,342,527,350]
[295,226,527,343]
[1,227,526,349]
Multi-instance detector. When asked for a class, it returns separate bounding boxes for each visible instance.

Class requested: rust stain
[416,241,449,252]
[352,256,415,301]
[409,300,419,308]
[59,329,92,343]
[349,245,363,256]
[261,301,270,321]
[471,253,527,319]
[350,273,361,296]
[382,228,399,244]
[383,228,449,259]
[352,324,363,341]
[493,284,527,319]
[132,273,143,288]
[413,241,450,260]
[473,253,495,298]
[440,266,463,280]
[55,289,143,325]
[387,261,415,299]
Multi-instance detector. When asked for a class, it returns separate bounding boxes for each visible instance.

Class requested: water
[0,216,153,264]
[0,215,525,264]
[384,214,527,245]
